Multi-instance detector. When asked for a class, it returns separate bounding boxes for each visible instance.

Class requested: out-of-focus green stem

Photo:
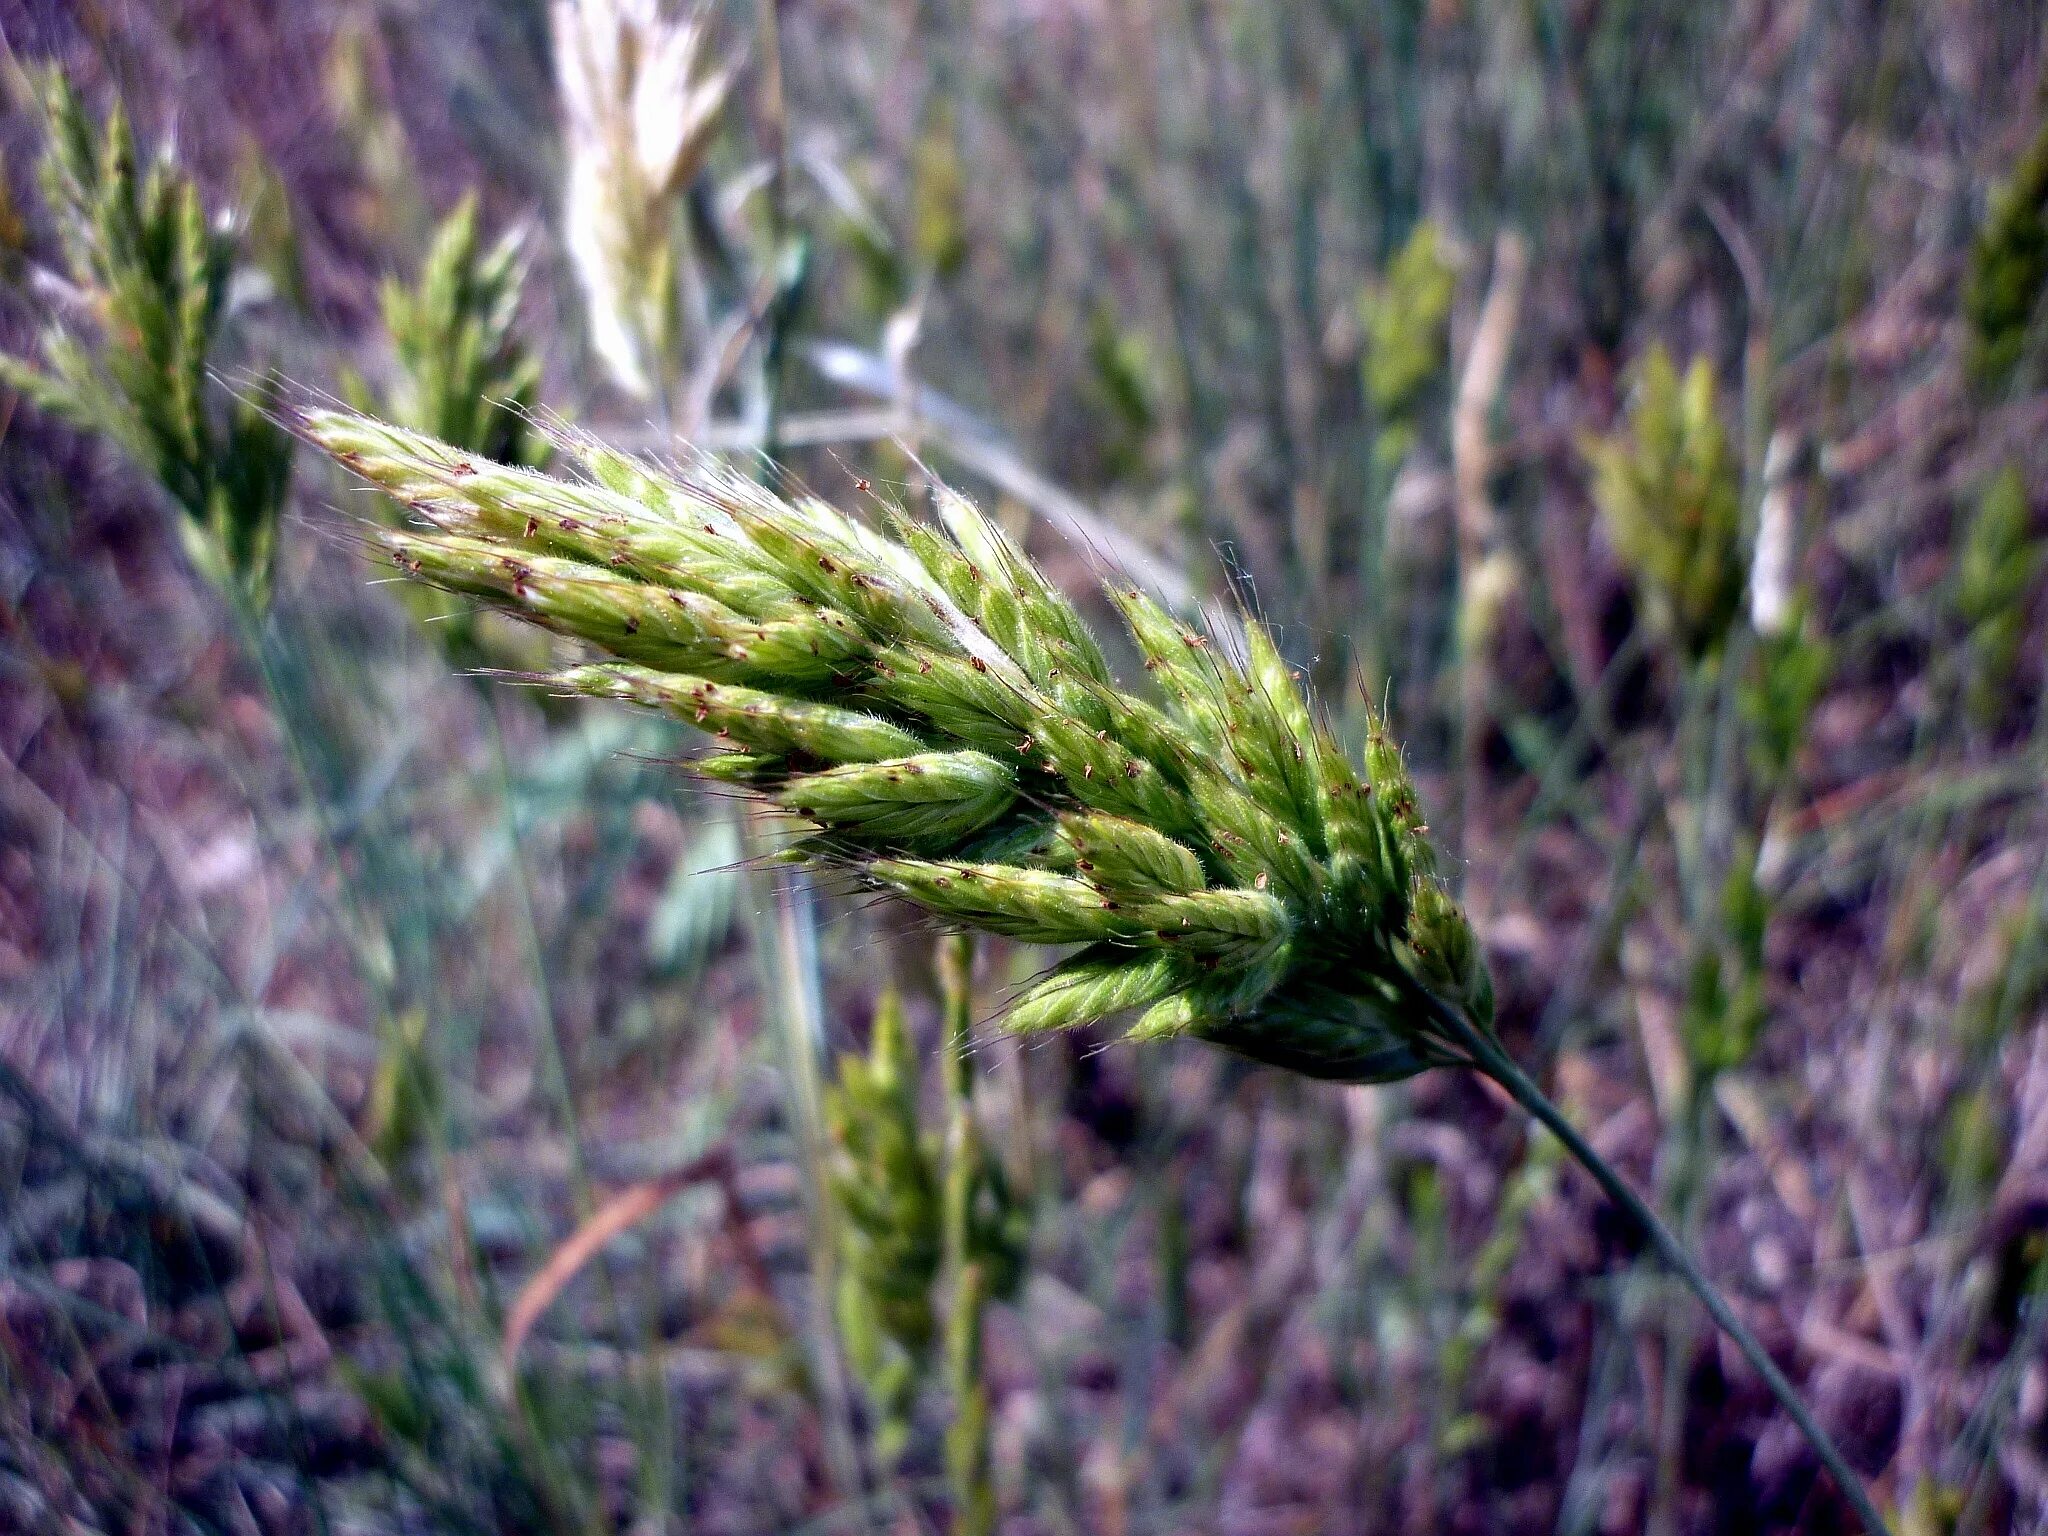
[742,812,865,1507]
[940,934,974,1114]
[1425,997,1893,1536]
[1649,1070,1709,1536]
[938,933,994,1536]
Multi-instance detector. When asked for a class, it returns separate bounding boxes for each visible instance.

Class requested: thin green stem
[484,704,641,1536]
[741,814,867,1510]
[216,600,591,1526]
[1650,1073,1709,1536]
[754,0,792,457]
[1425,999,1892,1536]
[938,933,995,1536]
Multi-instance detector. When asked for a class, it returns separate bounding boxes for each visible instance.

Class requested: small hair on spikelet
[305,407,1493,1081]
[305,405,1893,1533]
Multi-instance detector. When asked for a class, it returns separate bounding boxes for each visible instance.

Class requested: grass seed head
[5,72,293,609]
[1966,116,2048,392]
[553,0,734,398]
[312,410,1496,1079]
[376,193,547,471]
[825,988,942,1462]
[1583,345,1743,664]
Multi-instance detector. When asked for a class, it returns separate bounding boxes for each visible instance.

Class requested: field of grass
[3,1,2048,1532]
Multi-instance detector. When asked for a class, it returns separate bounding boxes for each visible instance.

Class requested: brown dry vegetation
[3,1,2048,1533]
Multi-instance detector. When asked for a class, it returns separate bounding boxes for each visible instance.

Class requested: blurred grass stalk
[741,821,868,1506]
[938,933,995,1536]
[484,700,677,1527]
[1583,330,1850,1532]
[1448,230,1528,877]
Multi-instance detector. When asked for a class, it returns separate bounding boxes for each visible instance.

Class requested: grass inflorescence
[1583,345,1742,665]
[2,70,293,608]
[307,405,1893,1533]
[308,407,1494,1084]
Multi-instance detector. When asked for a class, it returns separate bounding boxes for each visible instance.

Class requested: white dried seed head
[552,0,733,397]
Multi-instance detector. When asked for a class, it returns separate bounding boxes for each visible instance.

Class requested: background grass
[4,1,2048,1532]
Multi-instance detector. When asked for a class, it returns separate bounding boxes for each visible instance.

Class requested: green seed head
[312,410,1495,1079]
[824,989,942,1457]
[6,72,292,609]
[1582,346,1744,663]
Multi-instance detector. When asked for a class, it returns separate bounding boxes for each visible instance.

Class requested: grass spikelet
[866,860,1144,948]
[1057,813,1206,899]
[556,665,927,763]
[933,489,1115,688]
[780,753,1020,849]
[1005,950,1194,1035]
[866,646,1038,755]
[322,412,801,616]
[1127,886,1291,960]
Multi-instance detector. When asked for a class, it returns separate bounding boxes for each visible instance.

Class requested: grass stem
[938,933,995,1536]
[1427,997,1893,1536]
